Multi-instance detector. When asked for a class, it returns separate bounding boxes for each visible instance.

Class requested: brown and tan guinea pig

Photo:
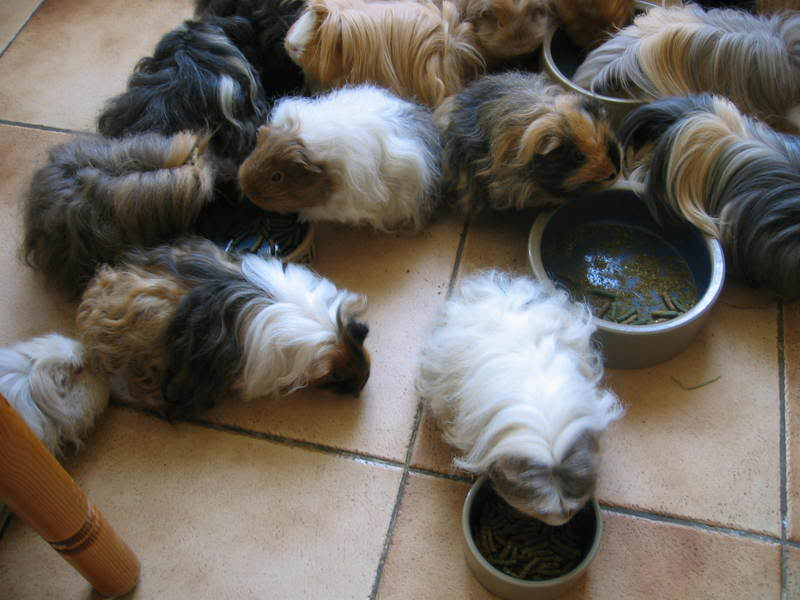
[436,71,621,214]
[457,0,553,61]
[551,0,635,49]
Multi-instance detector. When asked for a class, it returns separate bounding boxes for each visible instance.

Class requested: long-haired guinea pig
[416,270,623,525]
[22,131,236,300]
[435,71,621,214]
[619,94,800,300]
[456,0,553,61]
[77,237,371,418]
[97,16,269,161]
[550,0,634,49]
[194,0,307,100]
[572,4,800,133]
[238,84,442,233]
[0,334,110,458]
[283,0,485,108]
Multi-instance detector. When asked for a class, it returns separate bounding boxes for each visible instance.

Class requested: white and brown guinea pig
[456,0,553,61]
[283,0,485,108]
[435,71,621,214]
[238,84,443,233]
[551,0,634,49]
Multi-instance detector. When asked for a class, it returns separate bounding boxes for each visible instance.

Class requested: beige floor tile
[202,217,465,462]
[0,124,77,345]
[377,474,780,600]
[0,0,193,131]
[0,407,403,599]
[600,281,780,535]
[787,545,800,598]
[0,0,41,54]
[786,300,800,541]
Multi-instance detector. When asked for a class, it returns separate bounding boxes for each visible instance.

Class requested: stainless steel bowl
[528,185,725,369]
[462,475,603,600]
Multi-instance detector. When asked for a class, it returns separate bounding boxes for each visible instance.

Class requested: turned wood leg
[0,394,140,597]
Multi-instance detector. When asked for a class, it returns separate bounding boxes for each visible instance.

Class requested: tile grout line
[368,401,425,600]
[777,299,788,599]
[0,0,47,58]
[0,118,86,136]
[601,504,785,546]
[445,216,471,298]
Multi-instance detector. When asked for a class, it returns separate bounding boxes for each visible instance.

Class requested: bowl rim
[461,475,603,589]
[540,0,659,106]
[526,190,726,337]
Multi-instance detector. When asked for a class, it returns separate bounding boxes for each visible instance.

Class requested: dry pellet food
[471,488,593,581]
[542,223,698,325]
[223,212,311,262]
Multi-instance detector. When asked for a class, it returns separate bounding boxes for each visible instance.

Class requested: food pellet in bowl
[471,488,594,582]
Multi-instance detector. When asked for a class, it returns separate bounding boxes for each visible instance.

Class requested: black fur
[97,17,269,161]
[619,94,800,298]
[195,0,307,101]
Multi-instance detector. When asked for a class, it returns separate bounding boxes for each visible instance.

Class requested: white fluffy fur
[416,271,623,524]
[269,85,441,231]
[0,334,109,457]
[238,255,366,399]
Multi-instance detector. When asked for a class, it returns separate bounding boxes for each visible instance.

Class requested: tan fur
[238,125,335,212]
[551,0,635,48]
[77,263,189,407]
[457,0,552,59]
[286,0,485,107]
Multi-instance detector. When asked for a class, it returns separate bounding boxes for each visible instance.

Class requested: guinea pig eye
[571,149,584,163]
[270,171,283,183]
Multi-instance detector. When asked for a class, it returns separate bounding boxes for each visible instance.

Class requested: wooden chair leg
[0,394,140,597]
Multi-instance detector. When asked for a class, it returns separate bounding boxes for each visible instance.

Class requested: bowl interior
[464,478,600,587]
[538,190,713,326]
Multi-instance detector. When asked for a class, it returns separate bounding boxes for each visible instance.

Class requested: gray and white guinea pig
[458,0,553,61]
[435,71,621,214]
[238,84,443,233]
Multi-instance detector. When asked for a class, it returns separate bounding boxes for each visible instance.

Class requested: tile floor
[0,1,796,598]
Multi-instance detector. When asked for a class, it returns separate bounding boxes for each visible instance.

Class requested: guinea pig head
[499,95,621,198]
[488,430,599,526]
[469,0,552,60]
[238,125,335,213]
[308,297,371,396]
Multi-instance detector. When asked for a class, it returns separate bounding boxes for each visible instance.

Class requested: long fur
[22,132,231,299]
[416,271,623,525]
[194,0,307,99]
[77,238,371,417]
[97,17,269,160]
[572,5,800,132]
[436,71,621,213]
[284,0,485,108]
[238,84,442,232]
[456,0,553,60]
[618,94,800,299]
[551,0,635,49]
[0,334,109,457]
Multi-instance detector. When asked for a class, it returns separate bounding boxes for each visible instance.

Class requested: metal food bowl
[540,1,658,127]
[462,475,603,600]
[528,186,725,369]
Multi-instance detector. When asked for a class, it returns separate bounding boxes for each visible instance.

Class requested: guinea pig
[550,0,635,49]
[416,270,623,525]
[77,237,371,418]
[456,0,553,61]
[283,0,485,108]
[238,84,443,233]
[193,0,307,100]
[22,131,235,299]
[435,71,621,214]
[0,334,110,458]
[97,16,269,161]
